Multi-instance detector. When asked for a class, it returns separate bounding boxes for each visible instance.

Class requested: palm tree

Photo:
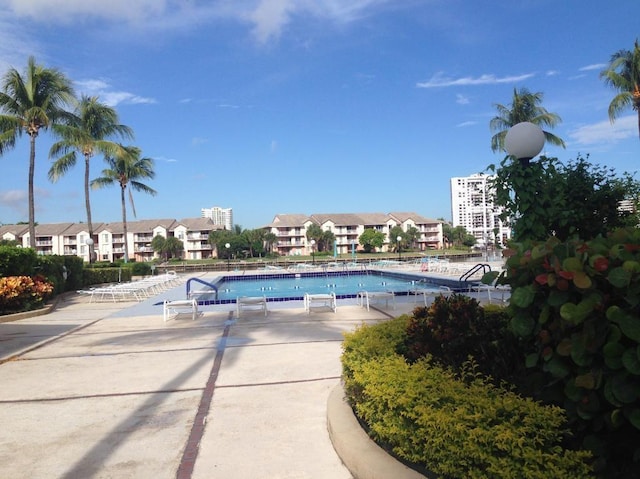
[490,87,565,153]
[0,56,74,248]
[48,95,133,261]
[264,231,277,254]
[91,145,156,262]
[600,39,640,139]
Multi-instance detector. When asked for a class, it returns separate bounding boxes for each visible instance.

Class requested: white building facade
[201,206,233,230]
[450,174,511,247]
[265,212,444,256]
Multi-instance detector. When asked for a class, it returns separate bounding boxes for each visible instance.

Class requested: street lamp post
[504,122,546,241]
[310,239,316,265]
[504,121,545,167]
[225,243,231,271]
[396,235,402,262]
[85,238,94,264]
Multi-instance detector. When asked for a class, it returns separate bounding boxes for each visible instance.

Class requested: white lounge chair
[163,298,198,322]
[411,285,452,306]
[304,292,337,313]
[236,296,269,318]
[472,281,510,304]
[357,291,396,311]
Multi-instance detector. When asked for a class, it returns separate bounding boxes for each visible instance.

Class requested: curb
[0,301,56,323]
[0,291,80,324]
[327,384,426,479]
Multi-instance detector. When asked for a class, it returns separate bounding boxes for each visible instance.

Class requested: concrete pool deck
[0,273,439,479]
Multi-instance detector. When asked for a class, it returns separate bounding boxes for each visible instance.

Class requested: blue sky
[0,0,639,230]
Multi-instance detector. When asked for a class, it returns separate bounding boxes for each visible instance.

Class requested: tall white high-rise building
[201,206,233,230]
[450,174,511,247]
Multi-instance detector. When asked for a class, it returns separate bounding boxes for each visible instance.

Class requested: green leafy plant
[502,228,640,477]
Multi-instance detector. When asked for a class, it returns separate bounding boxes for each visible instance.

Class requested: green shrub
[0,245,38,276]
[503,229,640,476]
[342,316,410,402]
[403,296,523,383]
[342,320,593,478]
[82,267,132,287]
[130,262,152,276]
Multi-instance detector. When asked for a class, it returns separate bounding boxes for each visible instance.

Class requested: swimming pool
[193,271,440,304]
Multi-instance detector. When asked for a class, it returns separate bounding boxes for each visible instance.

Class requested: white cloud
[1,0,168,23]
[417,72,535,88]
[191,137,209,146]
[249,0,294,43]
[0,0,397,44]
[456,121,476,127]
[0,189,27,217]
[456,93,469,105]
[568,115,636,146]
[75,79,156,107]
[579,63,607,72]
[153,156,178,163]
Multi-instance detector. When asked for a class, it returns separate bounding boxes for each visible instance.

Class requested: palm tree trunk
[28,134,37,249]
[84,154,94,262]
[120,186,129,263]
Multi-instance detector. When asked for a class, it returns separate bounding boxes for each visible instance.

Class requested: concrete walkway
[0,286,421,479]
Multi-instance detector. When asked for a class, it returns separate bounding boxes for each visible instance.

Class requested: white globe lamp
[504,122,545,165]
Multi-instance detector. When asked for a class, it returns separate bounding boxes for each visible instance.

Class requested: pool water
[201,271,438,303]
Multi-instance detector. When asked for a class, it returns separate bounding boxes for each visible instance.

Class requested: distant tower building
[450,174,511,247]
[201,206,233,230]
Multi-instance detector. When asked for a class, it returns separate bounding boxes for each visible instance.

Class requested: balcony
[134,234,154,242]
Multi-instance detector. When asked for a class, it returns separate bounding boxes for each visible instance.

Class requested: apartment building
[201,206,233,231]
[265,212,444,256]
[450,173,511,247]
[0,218,223,262]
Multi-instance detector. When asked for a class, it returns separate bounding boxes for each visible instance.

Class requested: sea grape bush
[0,275,54,314]
[501,228,640,477]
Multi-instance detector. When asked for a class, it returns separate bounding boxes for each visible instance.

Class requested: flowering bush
[0,275,54,314]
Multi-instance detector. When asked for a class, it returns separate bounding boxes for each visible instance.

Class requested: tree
[163,236,184,260]
[359,228,385,253]
[48,95,133,261]
[91,145,156,262]
[489,154,640,241]
[440,220,453,248]
[241,228,266,258]
[151,234,167,260]
[151,234,183,261]
[306,223,323,245]
[389,225,404,252]
[405,226,419,249]
[451,226,469,248]
[263,231,277,254]
[0,56,74,248]
[600,39,640,139]
[490,88,565,153]
[320,229,336,254]
[208,229,242,259]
